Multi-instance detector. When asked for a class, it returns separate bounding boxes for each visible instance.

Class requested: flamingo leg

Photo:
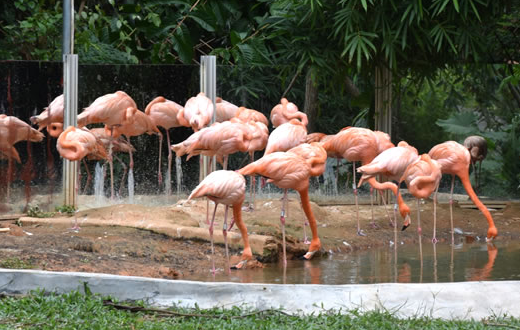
[231,203,253,270]
[416,198,422,236]
[115,155,128,198]
[223,205,230,272]
[223,155,228,171]
[81,159,91,195]
[166,130,172,196]
[446,174,455,245]
[335,158,339,194]
[300,188,321,260]
[280,189,288,266]
[108,126,115,200]
[249,151,255,211]
[158,130,163,187]
[208,202,218,274]
[71,164,81,231]
[433,191,438,244]
[352,162,365,236]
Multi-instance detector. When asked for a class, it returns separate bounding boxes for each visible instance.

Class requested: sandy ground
[1,191,519,280]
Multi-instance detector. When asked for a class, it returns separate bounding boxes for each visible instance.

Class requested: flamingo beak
[401,214,411,231]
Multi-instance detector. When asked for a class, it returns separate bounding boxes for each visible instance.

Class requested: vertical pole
[62,0,78,207]
[199,56,217,181]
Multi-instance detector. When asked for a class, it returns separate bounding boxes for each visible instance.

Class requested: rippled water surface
[187,241,520,284]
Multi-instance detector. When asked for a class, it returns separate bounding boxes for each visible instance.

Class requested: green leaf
[436,111,479,136]
[361,0,368,11]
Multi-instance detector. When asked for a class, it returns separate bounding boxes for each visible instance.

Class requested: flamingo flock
[2,92,498,271]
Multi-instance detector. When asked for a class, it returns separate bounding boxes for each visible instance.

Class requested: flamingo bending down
[321,127,396,234]
[188,170,251,272]
[30,94,64,133]
[428,141,497,241]
[184,120,252,170]
[399,154,442,242]
[356,141,420,230]
[238,145,326,265]
[77,91,139,199]
[145,96,184,194]
[270,98,308,128]
[176,92,214,132]
[57,126,108,229]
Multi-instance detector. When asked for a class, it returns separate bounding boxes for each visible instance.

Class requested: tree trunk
[303,68,319,133]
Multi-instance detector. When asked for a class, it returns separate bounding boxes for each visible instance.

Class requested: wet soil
[1,193,519,280]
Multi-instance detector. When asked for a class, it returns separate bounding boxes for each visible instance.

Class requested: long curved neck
[458,170,497,237]
[367,177,410,218]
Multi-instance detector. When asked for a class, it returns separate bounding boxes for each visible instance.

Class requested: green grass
[0,258,34,269]
[0,290,519,329]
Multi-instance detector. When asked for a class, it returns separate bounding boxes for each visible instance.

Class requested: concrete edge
[1,269,519,320]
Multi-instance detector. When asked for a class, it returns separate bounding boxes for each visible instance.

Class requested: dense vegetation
[0,0,519,196]
[1,290,519,329]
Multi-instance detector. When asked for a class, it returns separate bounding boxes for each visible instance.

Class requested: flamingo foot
[231,259,248,270]
[303,237,311,245]
[357,229,366,236]
[300,250,318,260]
[370,222,379,229]
[70,225,80,232]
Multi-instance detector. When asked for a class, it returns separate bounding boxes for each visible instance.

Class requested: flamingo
[321,127,396,235]
[57,126,108,229]
[30,94,64,133]
[463,135,488,191]
[184,120,252,170]
[238,143,327,265]
[187,170,251,272]
[234,106,269,127]
[0,115,45,202]
[270,98,308,128]
[145,96,184,194]
[428,141,497,241]
[264,119,307,155]
[215,97,239,122]
[0,115,45,163]
[305,132,326,143]
[356,141,420,230]
[399,154,442,242]
[176,92,214,132]
[77,91,138,199]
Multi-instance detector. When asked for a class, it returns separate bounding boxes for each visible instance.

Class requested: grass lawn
[1,290,519,329]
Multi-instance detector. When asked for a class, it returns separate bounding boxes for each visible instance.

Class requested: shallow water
[187,241,520,285]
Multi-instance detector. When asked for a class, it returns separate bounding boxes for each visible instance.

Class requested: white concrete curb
[1,269,518,320]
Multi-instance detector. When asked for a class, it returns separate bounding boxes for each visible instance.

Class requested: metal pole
[200,56,217,180]
[62,0,78,207]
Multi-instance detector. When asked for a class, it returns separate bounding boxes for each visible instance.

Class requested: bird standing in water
[429,141,497,242]
[238,142,327,265]
[321,127,396,234]
[399,154,442,242]
[188,170,252,272]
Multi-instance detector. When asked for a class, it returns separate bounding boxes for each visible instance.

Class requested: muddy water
[187,241,520,284]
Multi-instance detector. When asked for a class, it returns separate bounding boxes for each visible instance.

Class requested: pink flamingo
[270,98,308,128]
[428,141,497,242]
[321,127,396,234]
[238,142,327,265]
[399,154,442,242]
[145,96,184,194]
[215,97,239,122]
[188,170,251,272]
[176,92,214,132]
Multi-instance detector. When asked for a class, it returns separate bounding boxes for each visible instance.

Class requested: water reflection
[186,241,520,284]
